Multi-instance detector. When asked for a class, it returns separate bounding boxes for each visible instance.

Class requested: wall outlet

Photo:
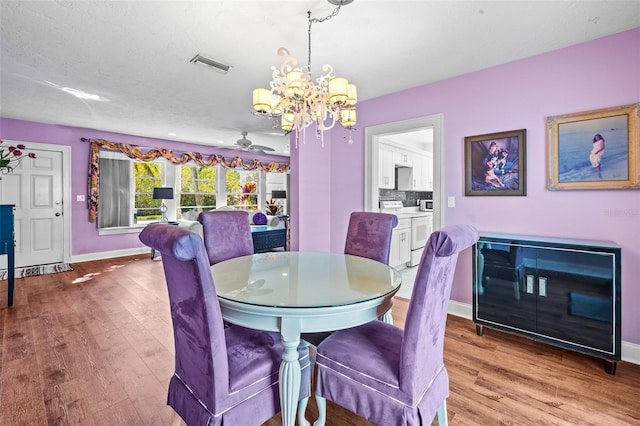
[76,195,85,202]
[447,196,455,207]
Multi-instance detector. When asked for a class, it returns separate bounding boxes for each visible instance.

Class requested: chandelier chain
[307,4,342,68]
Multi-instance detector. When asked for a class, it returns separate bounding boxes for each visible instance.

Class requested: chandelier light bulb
[252,88,272,114]
[281,113,294,132]
[340,108,357,127]
[346,83,358,106]
[329,77,349,106]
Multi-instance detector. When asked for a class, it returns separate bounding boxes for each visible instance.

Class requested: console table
[473,233,621,374]
[251,226,287,252]
[0,204,16,307]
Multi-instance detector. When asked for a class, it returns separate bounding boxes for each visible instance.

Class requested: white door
[0,147,64,267]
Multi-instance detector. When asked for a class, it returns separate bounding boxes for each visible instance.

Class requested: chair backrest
[198,210,254,265]
[400,224,479,396]
[139,224,229,411]
[344,212,398,264]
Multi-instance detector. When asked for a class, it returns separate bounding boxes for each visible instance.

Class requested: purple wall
[295,28,640,344]
[0,120,289,256]
[290,130,333,252]
[2,29,638,345]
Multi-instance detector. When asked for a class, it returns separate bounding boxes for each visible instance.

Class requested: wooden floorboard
[1,254,638,425]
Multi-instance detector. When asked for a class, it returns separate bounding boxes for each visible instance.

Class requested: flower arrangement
[265,198,282,216]
[0,139,36,174]
[239,181,257,205]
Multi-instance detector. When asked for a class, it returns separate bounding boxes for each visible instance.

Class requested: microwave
[419,200,433,211]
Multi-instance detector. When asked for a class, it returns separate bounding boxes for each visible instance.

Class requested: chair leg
[436,399,448,426]
[297,397,311,426]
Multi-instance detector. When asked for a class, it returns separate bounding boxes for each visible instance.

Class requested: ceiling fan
[231,131,275,155]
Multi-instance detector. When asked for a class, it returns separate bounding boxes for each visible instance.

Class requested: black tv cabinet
[472,233,621,374]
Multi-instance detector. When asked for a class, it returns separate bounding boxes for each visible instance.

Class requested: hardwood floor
[1,254,638,425]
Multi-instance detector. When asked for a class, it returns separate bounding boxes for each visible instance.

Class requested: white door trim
[3,140,72,264]
[364,114,444,230]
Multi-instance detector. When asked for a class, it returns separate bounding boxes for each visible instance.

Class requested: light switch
[76,195,85,202]
[447,196,455,207]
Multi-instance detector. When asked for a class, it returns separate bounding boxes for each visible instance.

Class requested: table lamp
[271,190,287,218]
[152,187,174,223]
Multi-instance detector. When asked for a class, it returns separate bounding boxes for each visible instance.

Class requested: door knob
[55,212,61,216]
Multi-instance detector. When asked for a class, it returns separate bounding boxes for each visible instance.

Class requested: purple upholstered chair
[345,211,398,323]
[139,224,311,425]
[344,212,398,264]
[302,212,399,347]
[313,224,479,426]
[198,210,254,265]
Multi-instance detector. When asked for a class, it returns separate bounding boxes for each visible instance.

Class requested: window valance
[83,138,290,222]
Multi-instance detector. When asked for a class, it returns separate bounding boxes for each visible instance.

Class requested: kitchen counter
[380,207,433,219]
[395,211,432,219]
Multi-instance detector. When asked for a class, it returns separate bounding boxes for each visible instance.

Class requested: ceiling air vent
[190,54,232,74]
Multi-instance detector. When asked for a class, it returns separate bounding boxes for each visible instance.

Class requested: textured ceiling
[1,1,639,157]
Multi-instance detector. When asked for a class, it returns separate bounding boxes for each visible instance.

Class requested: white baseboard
[448,300,472,319]
[622,341,640,365]
[70,247,149,264]
[447,301,639,366]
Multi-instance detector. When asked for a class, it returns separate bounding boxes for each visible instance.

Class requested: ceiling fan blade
[249,144,275,152]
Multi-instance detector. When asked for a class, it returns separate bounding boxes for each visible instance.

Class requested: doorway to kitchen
[364,114,444,300]
[364,114,443,228]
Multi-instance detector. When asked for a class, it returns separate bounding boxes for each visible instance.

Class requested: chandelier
[252,0,357,145]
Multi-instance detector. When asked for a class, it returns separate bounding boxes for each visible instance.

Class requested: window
[98,153,166,230]
[134,161,163,222]
[227,169,259,210]
[178,165,217,214]
[97,154,282,233]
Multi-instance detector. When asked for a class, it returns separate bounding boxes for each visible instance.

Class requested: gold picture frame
[547,103,639,190]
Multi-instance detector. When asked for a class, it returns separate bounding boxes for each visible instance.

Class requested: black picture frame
[464,129,527,196]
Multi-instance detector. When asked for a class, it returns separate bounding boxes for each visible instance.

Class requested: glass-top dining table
[211,251,402,426]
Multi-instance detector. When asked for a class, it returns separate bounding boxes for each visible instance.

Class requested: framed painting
[547,103,639,190]
[464,129,527,196]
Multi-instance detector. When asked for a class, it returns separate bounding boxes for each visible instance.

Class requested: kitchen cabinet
[393,148,413,167]
[412,154,430,190]
[397,154,433,191]
[390,218,411,268]
[379,142,433,191]
[378,143,395,189]
[473,233,621,374]
[423,154,433,191]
